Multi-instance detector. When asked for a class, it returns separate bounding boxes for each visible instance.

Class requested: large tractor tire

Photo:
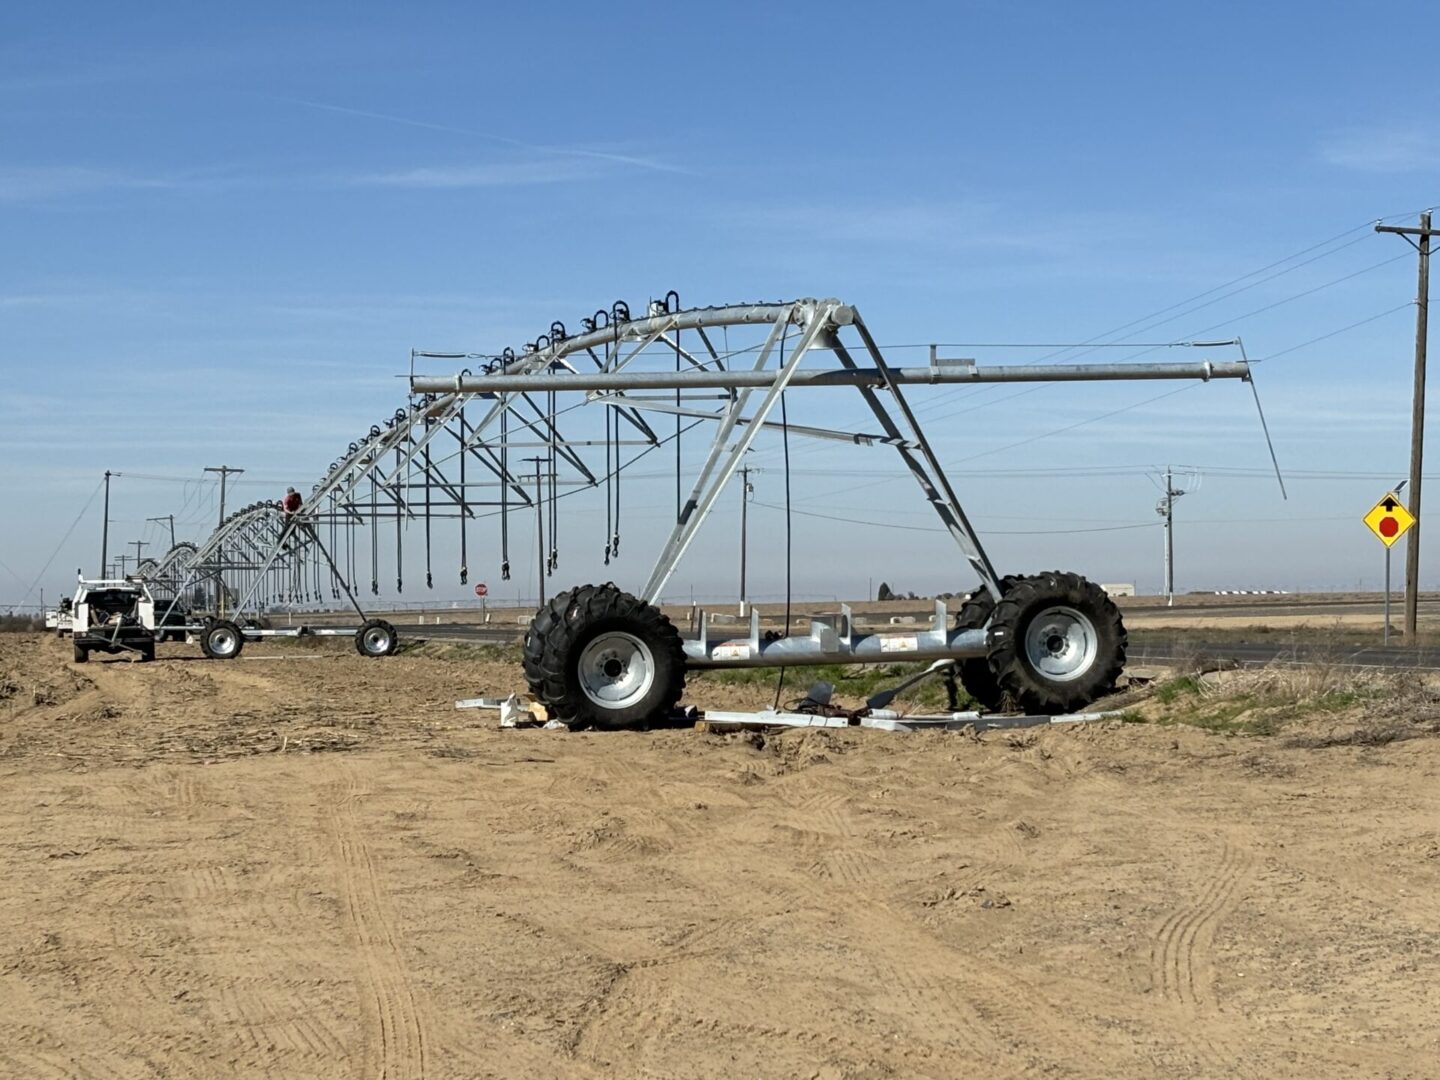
[523,583,686,730]
[201,619,245,661]
[953,575,1021,711]
[984,571,1126,715]
[355,618,398,658]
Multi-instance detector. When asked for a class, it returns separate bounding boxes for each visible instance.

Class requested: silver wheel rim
[209,627,239,658]
[1023,605,1098,683]
[363,626,391,654]
[577,631,655,710]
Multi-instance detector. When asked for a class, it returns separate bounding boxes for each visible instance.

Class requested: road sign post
[1364,491,1417,642]
[1385,546,1392,645]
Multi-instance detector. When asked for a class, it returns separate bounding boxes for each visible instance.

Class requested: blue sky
[3,1,1438,610]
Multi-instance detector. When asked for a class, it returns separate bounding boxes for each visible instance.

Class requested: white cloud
[1319,126,1439,173]
[0,157,628,203]
[0,165,174,201]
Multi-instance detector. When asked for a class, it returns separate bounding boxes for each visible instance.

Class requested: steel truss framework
[150,295,1251,625]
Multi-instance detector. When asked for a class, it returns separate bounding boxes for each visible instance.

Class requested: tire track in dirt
[773,777,886,889]
[131,764,358,1070]
[325,764,431,1079]
[759,775,1186,1074]
[1150,842,1252,1008]
[218,983,351,1060]
[1141,840,1256,1075]
[759,784,1027,1071]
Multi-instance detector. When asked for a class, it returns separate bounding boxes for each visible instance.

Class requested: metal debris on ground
[455,692,1120,734]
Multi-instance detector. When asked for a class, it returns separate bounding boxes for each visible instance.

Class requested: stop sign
[474,583,488,597]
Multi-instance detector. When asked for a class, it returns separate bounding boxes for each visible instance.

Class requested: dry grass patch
[1140,661,1440,740]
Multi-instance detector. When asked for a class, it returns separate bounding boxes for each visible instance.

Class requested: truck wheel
[201,619,244,660]
[139,643,156,663]
[73,644,88,664]
[355,619,397,658]
[522,583,686,730]
[985,571,1126,715]
[953,576,1021,712]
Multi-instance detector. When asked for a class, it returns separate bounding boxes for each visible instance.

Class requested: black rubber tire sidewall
[202,619,244,661]
[523,584,686,730]
[986,571,1126,715]
[953,576,1021,712]
[73,645,87,663]
[378,618,400,656]
[355,618,396,658]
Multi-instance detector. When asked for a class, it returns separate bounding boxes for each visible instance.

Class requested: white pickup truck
[70,577,158,663]
[45,598,74,637]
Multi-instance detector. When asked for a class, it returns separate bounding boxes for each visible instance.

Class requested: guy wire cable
[394,445,404,593]
[458,391,469,585]
[773,322,793,712]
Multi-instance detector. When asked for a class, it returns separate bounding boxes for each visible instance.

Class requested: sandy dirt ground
[2,633,1439,1079]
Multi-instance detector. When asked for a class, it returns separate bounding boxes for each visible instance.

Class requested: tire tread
[985,571,1126,714]
[522,583,685,729]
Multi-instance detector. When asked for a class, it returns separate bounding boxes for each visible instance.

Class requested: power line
[1257,302,1414,362]
[752,501,1160,536]
[954,383,1200,466]
[16,476,105,607]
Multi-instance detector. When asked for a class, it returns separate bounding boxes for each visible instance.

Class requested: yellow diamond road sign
[1363,491,1416,548]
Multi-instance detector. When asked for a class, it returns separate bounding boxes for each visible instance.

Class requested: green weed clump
[1148,663,1414,736]
[689,661,977,711]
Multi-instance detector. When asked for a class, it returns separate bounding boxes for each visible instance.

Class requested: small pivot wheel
[355,618,398,658]
[201,619,245,661]
[985,571,1126,715]
[522,583,686,730]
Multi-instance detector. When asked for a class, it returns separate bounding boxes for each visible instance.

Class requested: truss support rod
[413,360,1248,395]
[639,303,837,603]
[303,522,370,621]
[597,396,916,447]
[848,319,1003,598]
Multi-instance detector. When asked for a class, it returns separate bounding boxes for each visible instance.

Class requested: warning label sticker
[712,642,752,661]
[880,635,919,653]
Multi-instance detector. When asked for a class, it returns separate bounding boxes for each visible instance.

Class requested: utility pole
[130,539,147,570]
[1376,211,1435,641]
[739,465,758,615]
[147,514,176,549]
[204,465,244,616]
[100,470,111,577]
[1155,465,1190,605]
[525,456,547,608]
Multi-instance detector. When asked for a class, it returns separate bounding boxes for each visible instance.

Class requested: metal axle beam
[412,360,1249,395]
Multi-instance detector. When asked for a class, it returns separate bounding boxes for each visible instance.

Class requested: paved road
[1127,641,1440,672]
[1124,597,1440,619]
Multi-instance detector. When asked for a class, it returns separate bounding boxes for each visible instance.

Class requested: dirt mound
[0,634,1437,1077]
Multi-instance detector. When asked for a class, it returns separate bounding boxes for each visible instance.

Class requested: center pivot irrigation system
[394,294,1257,729]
